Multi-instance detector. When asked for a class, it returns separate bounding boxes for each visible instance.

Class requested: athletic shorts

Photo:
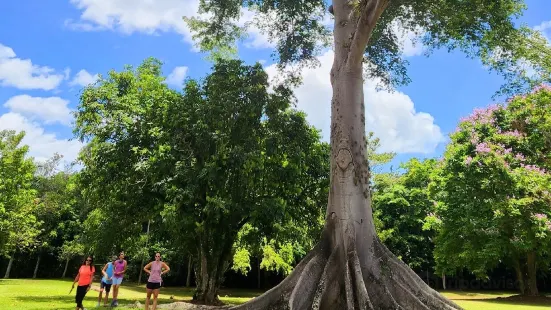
[146,282,161,290]
[100,280,112,293]
[112,277,123,285]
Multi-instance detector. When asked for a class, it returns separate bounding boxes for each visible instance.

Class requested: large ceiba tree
[186,0,551,309]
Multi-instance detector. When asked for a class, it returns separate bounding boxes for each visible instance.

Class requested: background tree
[0,130,41,279]
[186,0,551,308]
[429,85,551,296]
[372,158,438,276]
[59,238,85,278]
[74,58,329,304]
[30,154,81,278]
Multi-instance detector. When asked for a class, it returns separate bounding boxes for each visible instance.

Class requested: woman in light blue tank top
[97,256,116,307]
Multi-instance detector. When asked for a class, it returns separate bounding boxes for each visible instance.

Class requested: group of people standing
[72,251,170,310]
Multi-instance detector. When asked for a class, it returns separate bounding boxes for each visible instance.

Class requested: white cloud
[265,51,444,154]
[67,1,426,56]
[3,95,73,125]
[165,66,188,87]
[70,69,99,87]
[0,112,82,164]
[0,43,65,90]
[534,20,551,42]
[67,0,209,45]
[67,0,298,50]
[534,20,551,33]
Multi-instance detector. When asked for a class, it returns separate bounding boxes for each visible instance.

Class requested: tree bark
[138,258,145,285]
[442,273,446,290]
[230,1,462,309]
[525,251,538,296]
[257,259,261,290]
[139,219,151,285]
[4,253,15,279]
[186,256,192,287]
[192,238,234,305]
[513,259,526,295]
[513,252,539,296]
[62,258,70,278]
[33,254,41,279]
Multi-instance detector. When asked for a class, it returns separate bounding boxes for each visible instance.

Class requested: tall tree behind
[0,130,40,278]
[74,58,329,304]
[429,85,551,296]
[186,0,551,308]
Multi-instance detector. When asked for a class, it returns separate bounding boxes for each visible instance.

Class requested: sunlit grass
[0,279,549,309]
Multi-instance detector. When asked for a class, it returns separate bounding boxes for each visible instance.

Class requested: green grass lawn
[0,279,550,309]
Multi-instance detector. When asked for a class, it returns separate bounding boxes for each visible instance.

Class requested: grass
[0,279,550,309]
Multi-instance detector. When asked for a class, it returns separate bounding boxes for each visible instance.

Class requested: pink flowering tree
[429,85,551,296]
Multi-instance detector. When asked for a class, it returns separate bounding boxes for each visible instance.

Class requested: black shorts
[146,281,161,290]
[101,281,112,293]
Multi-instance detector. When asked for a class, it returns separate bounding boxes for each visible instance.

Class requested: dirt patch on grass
[126,300,232,309]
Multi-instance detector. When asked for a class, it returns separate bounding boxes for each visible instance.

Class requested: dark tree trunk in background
[257,259,261,290]
[525,251,539,296]
[192,237,234,305]
[62,258,70,278]
[186,257,192,287]
[33,254,41,279]
[4,252,15,279]
[514,252,540,296]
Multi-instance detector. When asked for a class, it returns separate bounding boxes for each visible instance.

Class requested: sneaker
[96,302,100,307]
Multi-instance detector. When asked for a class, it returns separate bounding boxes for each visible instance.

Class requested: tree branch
[347,0,390,69]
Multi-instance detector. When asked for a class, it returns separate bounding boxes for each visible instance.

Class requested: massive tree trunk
[33,253,41,279]
[62,258,70,278]
[4,252,15,279]
[231,1,462,309]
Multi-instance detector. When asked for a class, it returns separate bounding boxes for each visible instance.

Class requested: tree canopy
[187,0,551,96]
[429,85,551,296]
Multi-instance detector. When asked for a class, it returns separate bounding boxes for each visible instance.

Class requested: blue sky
[0,1,550,169]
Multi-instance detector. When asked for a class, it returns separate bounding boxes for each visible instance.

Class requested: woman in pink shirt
[72,255,95,310]
[143,252,170,310]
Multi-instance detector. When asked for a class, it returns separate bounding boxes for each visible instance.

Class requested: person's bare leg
[98,289,103,306]
[145,289,152,310]
[152,289,160,310]
[112,285,119,303]
[104,290,110,306]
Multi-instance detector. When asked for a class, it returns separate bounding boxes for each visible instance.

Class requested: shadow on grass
[13,295,177,306]
[453,294,551,306]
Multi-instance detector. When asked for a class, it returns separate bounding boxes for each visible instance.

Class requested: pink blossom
[461,104,501,126]
[476,142,491,153]
[515,153,525,161]
[532,83,551,93]
[465,156,473,165]
[501,130,524,139]
[534,213,547,220]
[521,164,546,175]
